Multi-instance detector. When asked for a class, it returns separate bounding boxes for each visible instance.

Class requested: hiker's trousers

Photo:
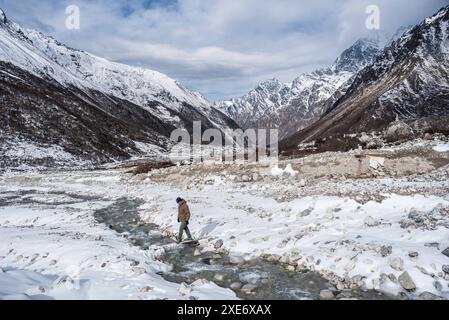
[178,221,192,242]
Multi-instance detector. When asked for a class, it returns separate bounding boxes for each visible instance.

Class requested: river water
[94,197,392,300]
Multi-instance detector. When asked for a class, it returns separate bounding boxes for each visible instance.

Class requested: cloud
[0,0,447,100]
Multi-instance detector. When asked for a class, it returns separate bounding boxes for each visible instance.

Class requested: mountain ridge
[215,37,382,139]
[280,5,449,155]
[0,8,238,169]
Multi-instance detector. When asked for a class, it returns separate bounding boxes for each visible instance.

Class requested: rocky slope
[0,8,238,169]
[281,5,449,156]
[216,39,382,139]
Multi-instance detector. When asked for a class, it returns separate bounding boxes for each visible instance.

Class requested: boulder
[179,283,192,295]
[139,286,152,293]
[442,265,449,274]
[418,292,444,300]
[389,257,404,271]
[398,272,416,291]
[319,289,335,300]
[213,239,224,249]
[229,255,245,264]
[433,281,443,291]
[230,282,242,290]
[191,279,209,287]
[214,274,225,282]
[385,121,413,140]
[241,284,258,294]
[442,247,449,257]
[380,245,392,257]
[365,216,380,227]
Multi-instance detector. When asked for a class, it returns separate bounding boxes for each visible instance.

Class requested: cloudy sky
[0,0,447,100]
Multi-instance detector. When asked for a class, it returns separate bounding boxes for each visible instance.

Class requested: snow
[215,38,381,138]
[2,167,447,299]
[271,164,297,177]
[0,12,220,129]
[0,137,93,171]
[0,177,237,300]
[433,144,449,153]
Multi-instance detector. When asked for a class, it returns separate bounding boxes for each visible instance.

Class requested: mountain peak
[425,5,449,25]
[333,38,381,73]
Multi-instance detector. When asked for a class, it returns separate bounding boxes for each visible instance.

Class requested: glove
[177,218,180,223]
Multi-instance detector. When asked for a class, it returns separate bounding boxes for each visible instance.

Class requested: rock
[319,289,335,300]
[306,256,315,263]
[416,266,430,275]
[337,291,353,299]
[442,265,449,274]
[299,208,313,217]
[344,260,356,272]
[418,292,444,300]
[139,286,152,293]
[398,272,416,291]
[424,242,440,249]
[352,275,365,287]
[214,274,225,282]
[408,251,419,258]
[25,286,46,296]
[229,255,245,264]
[388,274,397,283]
[389,257,404,271]
[365,216,380,227]
[442,247,449,257]
[434,281,443,291]
[241,284,257,294]
[132,266,145,275]
[193,249,201,256]
[286,265,296,272]
[179,283,192,295]
[213,239,224,249]
[266,255,281,263]
[230,282,242,290]
[386,121,413,139]
[336,281,345,290]
[380,245,392,257]
[191,279,209,287]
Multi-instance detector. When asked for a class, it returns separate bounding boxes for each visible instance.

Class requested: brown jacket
[178,200,191,222]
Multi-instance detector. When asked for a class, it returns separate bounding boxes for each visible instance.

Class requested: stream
[94,197,392,300]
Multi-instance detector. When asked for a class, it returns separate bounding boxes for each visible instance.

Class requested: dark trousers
[178,221,192,242]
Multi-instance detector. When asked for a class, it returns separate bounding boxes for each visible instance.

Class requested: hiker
[176,197,193,243]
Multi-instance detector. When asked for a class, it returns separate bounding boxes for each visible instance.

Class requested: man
[176,197,193,243]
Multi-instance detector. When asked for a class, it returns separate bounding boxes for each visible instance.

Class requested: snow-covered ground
[0,176,235,300]
[1,156,448,299]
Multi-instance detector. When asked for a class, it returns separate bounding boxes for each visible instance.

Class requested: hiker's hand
[177,218,180,223]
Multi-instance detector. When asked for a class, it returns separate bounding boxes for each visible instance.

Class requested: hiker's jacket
[178,200,191,222]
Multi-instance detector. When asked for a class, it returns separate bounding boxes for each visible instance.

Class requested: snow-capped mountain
[0,8,238,168]
[216,38,382,139]
[281,5,449,155]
